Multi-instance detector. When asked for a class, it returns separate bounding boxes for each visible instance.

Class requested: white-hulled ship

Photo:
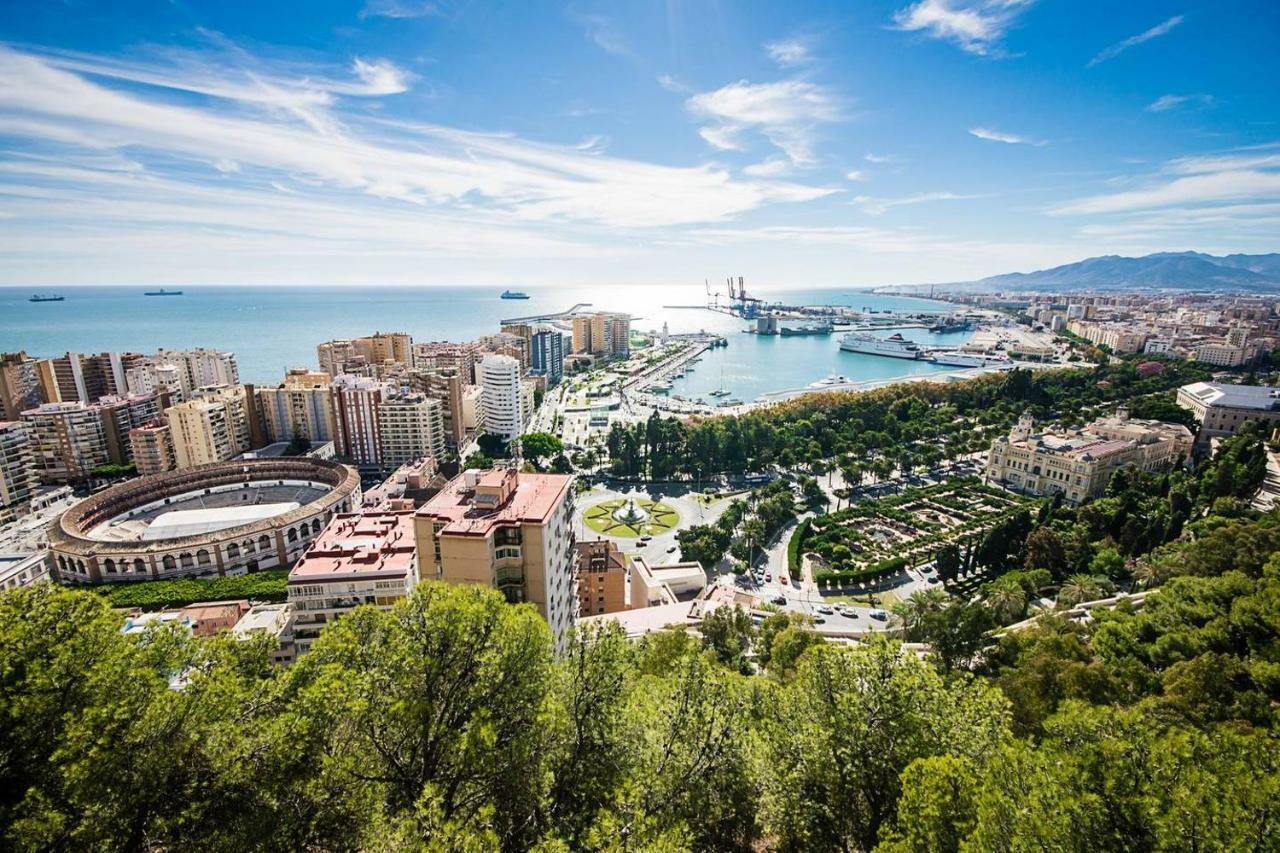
[929,351,1010,368]
[839,332,922,360]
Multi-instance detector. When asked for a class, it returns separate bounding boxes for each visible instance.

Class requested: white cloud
[686,79,843,165]
[350,58,414,95]
[864,152,902,164]
[969,126,1046,146]
[1088,15,1184,67]
[575,14,631,57]
[845,169,868,182]
[1052,170,1280,215]
[0,43,836,241]
[1145,93,1213,113]
[764,38,814,68]
[743,158,792,178]
[657,74,690,94]
[891,0,1034,56]
[854,190,987,215]
[359,0,452,19]
[1167,150,1280,174]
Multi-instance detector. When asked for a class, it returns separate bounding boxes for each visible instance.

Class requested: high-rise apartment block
[0,353,43,421]
[415,468,576,648]
[571,313,630,358]
[20,402,109,483]
[288,510,418,656]
[259,369,339,445]
[378,393,445,470]
[478,354,526,440]
[0,421,36,524]
[36,351,141,403]
[413,341,483,384]
[157,348,240,390]
[167,391,247,469]
[129,421,177,475]
[331,374,389,468]
[530,329,565,388]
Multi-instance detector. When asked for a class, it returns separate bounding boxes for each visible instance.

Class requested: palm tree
[984,579,1028,625]
[1057,574,1110,608]
[891,587,949,641]
[1131,560,1168,590]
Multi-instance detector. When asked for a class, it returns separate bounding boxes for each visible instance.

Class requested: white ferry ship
[929,351,1010,368]
[839,332,922,360]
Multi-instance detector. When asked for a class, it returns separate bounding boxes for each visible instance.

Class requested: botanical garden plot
[797,479,1038,585]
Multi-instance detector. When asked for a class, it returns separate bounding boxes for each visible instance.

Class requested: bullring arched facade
[47,458,361,584]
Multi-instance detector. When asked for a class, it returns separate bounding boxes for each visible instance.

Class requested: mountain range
[877,252,1280,295]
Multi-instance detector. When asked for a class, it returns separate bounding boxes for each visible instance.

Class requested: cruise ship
[929,352,1010,368]
[500,289,530,300]
[839,332,922,360]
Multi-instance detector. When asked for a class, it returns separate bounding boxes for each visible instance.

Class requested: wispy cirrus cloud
[854,190,988,215]
[891,0,1034,56]
[1145,93,1213,113]
[1051,144,1280,218]
[0,43,834,241]
[764,37,815,68]
[969,126,1046,145]
[864,152,902,164]
[686,78,843,165]
[359,0,454,19]
[573,13,632,57]
[1088,14,1184,67]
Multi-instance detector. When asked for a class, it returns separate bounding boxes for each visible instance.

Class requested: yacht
[839,332,922,360]
[929,351,1010,368]
[807,374,853,389]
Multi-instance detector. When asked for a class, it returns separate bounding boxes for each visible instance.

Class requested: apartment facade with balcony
[287,510,418,656]
[415,468,576,649]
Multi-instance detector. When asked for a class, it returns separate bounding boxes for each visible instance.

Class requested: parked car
[817,605,835,615]
[772,595,787,606]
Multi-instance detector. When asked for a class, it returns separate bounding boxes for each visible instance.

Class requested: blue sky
[0,0,1276,287]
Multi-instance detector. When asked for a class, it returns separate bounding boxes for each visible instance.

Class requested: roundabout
[582,497,680,538]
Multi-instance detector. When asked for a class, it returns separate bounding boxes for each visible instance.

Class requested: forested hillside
[3,494,1279,850]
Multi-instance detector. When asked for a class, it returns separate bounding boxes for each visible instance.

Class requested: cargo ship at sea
[500,290,530,300]
[29,294,65,303]
[144,288,183,296]
[839,332,922,360]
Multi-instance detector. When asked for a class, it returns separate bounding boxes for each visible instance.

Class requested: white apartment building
[478,354,526,440]
[158,348,240,390]
[1192,341,1249,367]
[125,359,189,399]
[377,393,445,470]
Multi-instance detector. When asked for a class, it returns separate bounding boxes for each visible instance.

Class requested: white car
[817,605,835,615]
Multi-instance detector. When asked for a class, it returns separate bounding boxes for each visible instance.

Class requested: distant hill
[880,251,1280,295]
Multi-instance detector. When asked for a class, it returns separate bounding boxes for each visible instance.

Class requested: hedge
[787,518,811,574]
[90,570,289,610]
[815,555,910,586]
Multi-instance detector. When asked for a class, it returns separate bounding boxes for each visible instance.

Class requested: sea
[0,285,971,403]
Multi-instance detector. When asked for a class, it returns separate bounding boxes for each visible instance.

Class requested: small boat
[500,290,530,300]
[808,374,852,389]
[29,294,65,302]
[144,288,183,296]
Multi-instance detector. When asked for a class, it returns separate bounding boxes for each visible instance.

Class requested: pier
[499,302,593,324]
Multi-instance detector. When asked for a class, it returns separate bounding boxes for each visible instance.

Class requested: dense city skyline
[0,1,1277,286]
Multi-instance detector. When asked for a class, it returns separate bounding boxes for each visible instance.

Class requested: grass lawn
[583,498,680,538]
[823,588,904,609]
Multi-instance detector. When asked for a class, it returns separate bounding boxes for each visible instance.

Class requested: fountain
[612,498,651,526]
